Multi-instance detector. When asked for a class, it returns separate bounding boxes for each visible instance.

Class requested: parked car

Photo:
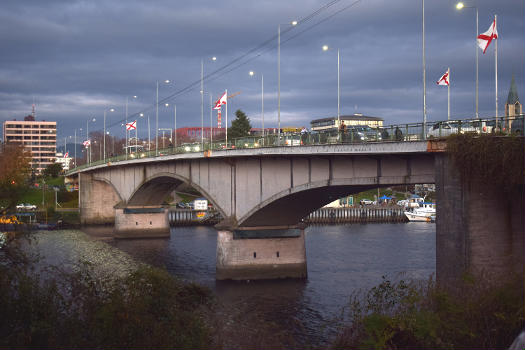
[360,199,373,205]
[427,120,491,138]
[16,203,37,210]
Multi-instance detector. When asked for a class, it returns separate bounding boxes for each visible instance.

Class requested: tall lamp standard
[156,79,170,156]
[249,70,264,143]
[322,45,341,130]
[103,108,115,162]
[456,1,479,118]
[278,20,298,146]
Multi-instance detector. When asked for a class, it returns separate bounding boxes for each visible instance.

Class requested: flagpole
[125,97,128,159]
[135,121,138,153]
[494,14,498,129]
[174,105,177,147]
[225,89,228,147]
[422,0,427,139]
[448,68,451,120]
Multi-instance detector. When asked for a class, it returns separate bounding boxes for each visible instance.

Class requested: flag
[477,18,498,54]
[213,91,227,110]
[437,69,450,86]
[83,140,91,148]
[64,152,69,158]
[126,120,137,130]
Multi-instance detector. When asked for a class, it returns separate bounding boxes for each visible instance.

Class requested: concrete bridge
[68,140,524,282]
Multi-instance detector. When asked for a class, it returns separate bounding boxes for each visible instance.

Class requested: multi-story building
[2,115,57,173]
[310,113,384,131]
[55,152,72,171]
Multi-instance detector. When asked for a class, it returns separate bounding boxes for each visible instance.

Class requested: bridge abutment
[79,173,121,225]
[435,154,524,284]
[216,228,307,280]
[114,208,170,239]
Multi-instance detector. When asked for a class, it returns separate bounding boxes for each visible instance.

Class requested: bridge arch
[238,180,381,227]
[126,172,227,218]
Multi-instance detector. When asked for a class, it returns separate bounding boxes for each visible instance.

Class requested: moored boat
[404,202,436,222]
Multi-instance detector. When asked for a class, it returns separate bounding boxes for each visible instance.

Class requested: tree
[228,110,252,139]
[0,143,31,209]
[43,163,63,178]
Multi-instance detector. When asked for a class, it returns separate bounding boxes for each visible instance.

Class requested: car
[359,199,373,205]
[16,203,37,210]
[427,120,489,138]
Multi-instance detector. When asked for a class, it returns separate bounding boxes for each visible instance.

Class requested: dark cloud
[0,0,523,141]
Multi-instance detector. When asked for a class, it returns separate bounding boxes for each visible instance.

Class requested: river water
[28,223,435,347]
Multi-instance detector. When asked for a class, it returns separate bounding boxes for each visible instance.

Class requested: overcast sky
[0,0,523,141]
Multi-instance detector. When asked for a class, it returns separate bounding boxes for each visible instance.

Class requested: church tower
[505,75,522,131]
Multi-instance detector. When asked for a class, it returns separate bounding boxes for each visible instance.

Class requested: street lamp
[278,20,298,145]
[322,45,341,131]
[249,70,265,142]
[456,1,479,118]
[103,108,115,162]
[156,79,170,156]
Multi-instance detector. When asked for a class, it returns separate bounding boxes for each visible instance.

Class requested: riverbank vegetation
[0,236,215,349]
[332,275,524,349]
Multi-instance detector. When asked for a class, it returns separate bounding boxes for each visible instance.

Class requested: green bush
[0,239,214,349]
[332,276,524,349]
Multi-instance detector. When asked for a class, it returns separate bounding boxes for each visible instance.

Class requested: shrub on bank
[332,276,524,349]
[0,238,214,349]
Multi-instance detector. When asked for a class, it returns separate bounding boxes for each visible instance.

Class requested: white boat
[404,202,436,222]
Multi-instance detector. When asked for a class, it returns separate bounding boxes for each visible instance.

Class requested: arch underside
[127,176,184,206]
[239,185,383,227]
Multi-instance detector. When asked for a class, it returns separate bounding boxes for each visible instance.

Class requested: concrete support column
[435,154,524,284]
[114,208,170,239]
[216,228,307,280]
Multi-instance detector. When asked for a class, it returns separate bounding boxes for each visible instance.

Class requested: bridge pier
[216,227,307,280]
[114,208,170,239]
[435,154,524,284]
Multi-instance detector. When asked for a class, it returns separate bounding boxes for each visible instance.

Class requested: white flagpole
[448,68,451,120]
[225,89,228,147]
[135,121,138,153]
[494,15,498,130]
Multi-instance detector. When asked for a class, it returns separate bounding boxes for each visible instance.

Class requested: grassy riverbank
[0,233,215,349]
[332,275,524,349]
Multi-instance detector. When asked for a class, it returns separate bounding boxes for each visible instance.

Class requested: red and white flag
[213,91,227,110]
[477,18,498,54]
[83,140,91,148]
[437,69,450,86]
[64,152,69,158]
[126,120,137,130]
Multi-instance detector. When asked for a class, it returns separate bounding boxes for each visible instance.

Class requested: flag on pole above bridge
[214,91,227,110]
[126,120,137,130]
[477,17,498,54]
[83,140,91,148]
[437,69,450,86]
[64,152,69,158]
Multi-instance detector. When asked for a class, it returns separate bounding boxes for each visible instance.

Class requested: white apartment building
[2,115,57,173]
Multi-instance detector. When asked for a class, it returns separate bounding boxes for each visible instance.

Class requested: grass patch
[332,275,524,349]
[0,236,215,349]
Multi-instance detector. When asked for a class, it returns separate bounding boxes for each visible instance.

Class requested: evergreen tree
[228,110,252,139]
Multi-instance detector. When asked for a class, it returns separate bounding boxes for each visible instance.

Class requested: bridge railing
[67,115,522,175]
